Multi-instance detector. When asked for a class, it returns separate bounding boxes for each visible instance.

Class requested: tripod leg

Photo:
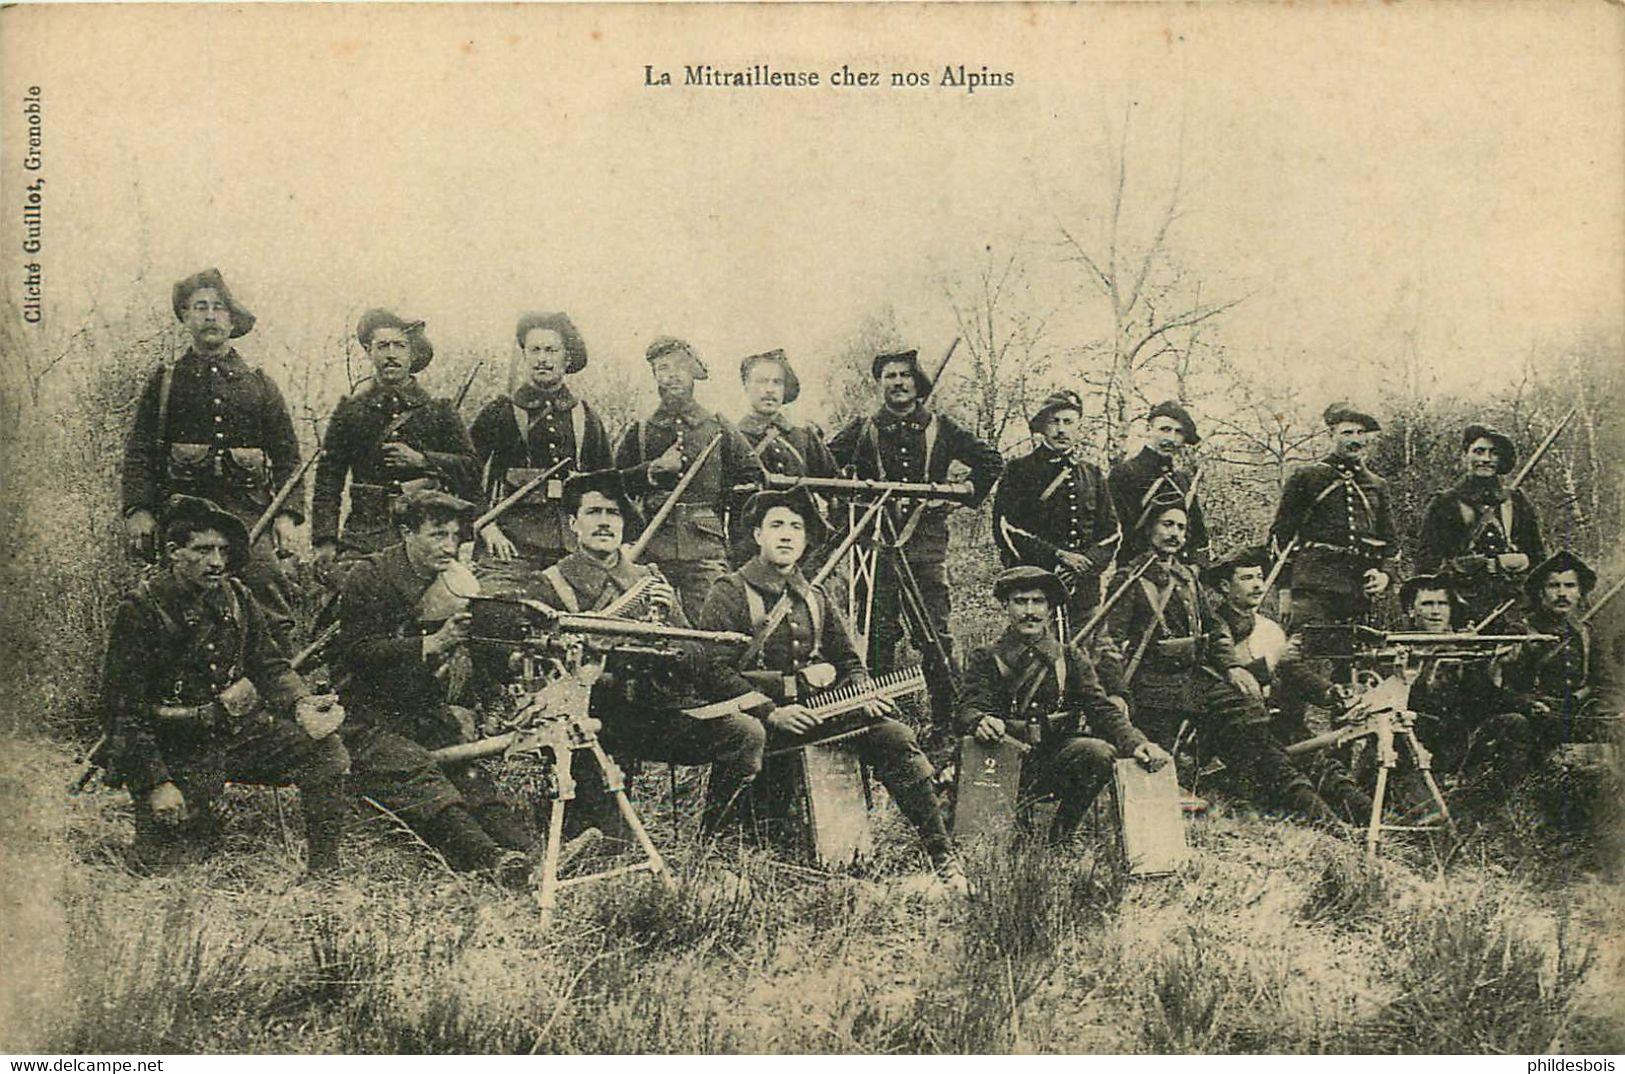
[1366,765,1389,861]
[591,740,676,892]
[536,796,566,926]
[1403,728,1456,834]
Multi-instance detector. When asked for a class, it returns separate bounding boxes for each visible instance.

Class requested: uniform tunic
[994,446,1120,617]
[469,386,612,565]
[1269,454,1399,621]
[1108,446,1209,565]
[731,411,838,567]
[1416,477,1545,625]
[313,379,478,555]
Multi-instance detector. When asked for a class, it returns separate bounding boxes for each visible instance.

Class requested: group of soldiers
[96,266,1619,892]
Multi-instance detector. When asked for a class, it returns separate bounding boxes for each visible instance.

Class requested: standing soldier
[100,496,350,874]
[312,310,478,568]
[731,348,837,565]
[1109,401,1210,566]
[1108,497,1345,824]
[957,567,1169,846]
[1416,423,1545,629]
[1269,402,1398,629]
[827,348,1004,729]
[122,268,305,646]
[469,311,613,588]
[615,336,766,623]
[993,389,1121,626]
[698,487,967,891]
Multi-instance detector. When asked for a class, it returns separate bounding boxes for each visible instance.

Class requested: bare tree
[941,243,1052,451]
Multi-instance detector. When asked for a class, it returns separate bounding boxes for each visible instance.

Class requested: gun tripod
[844,500,955,712]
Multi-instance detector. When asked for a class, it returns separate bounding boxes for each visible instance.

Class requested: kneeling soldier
[958,566,1170,845]
[699,487,966,890]
[531,469,767,837]
[335,490,531,881]
[100,496,350,874]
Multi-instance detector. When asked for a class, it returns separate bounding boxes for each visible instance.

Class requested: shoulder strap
[134,578,183,639]
[541,565,581,613]
[156,362,175,448]
[922,414,940,478]
[571,401,587,463]
[743,583,768,633]
[863,417,884,480]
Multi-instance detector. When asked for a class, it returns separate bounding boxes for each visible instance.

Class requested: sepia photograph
[0,1,1621,1056]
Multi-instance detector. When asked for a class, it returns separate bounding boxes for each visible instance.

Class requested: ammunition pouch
[502,467,565,505]
[741,661,836,704]
[166,442,213,487]
[153,677,261,736]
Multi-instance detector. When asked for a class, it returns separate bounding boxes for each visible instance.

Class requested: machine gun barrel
[1382,632,1556,645]
[748,474,973,500]
[551,613,750,647]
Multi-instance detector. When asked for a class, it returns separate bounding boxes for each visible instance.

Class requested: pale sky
[2,2,1620,424]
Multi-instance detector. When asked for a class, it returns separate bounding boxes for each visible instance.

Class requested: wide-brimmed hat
[1323,402,1381,433]
[646,336,708,380]
[1029,389,1084,432]
[740,349,800,405]
[871,349,933,401]
[740,486,830,545]
[1135,489,1190,534]
[1524,550,1597,598]
[162,494,250,571]
[992,566,1068,607]
[357,308,435,373]
[1398,573,1462,611]
[172,268,256,339]
[1146,400,1200,445]
[560,469,645,540]
[1461,423,1517,476]
[514,311,588,374]
[1201,545,1272,589]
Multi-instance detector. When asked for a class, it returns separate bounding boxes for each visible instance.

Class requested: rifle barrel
[627,433,723,563]
[249,448,324,545]
[472,456,572,533]
[1507,406,1577,492]
[1581,575,1625,626]
[757,474,970,498]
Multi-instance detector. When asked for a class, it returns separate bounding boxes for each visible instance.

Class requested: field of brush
[3,726,1622,1056]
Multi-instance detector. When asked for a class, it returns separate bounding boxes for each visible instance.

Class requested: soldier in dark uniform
[528,470,766,837]
[730,349,837,566]
[1416,424,1545,629]
[1107,499,1344,824]
[614,337,766,623]
[993,390,1121,628]
[1484,551,1620,789]
[1108,401,1209,566]
[1269,402,1399,630]
[100,496,350,874]
[957,566,1170,845]
[1204,547,1374,822]
[312,310,479,568]
[698,487,966,890]
[469,311,613,588]
[122,268,305,647]
[334,490,531,882]
[827,349,1004,729]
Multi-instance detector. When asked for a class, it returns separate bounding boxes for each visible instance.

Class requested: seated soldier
[529,469,766,837]
[1485,551,1620,790]
[99,496,350,874]
[335,490,531,883]
[958,566,1171,845]
[1204,547,1373,823]
[1107,496,1345,825]
[698,487,968,891]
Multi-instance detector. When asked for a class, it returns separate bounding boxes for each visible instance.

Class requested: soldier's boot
[699,770,757,839]
[297,735,353,874]
[890,777,952,861]
[419,803,505,872]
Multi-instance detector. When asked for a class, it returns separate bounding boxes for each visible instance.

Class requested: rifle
[929,337,961,389]
[1466,597,1517,634]
[1068,554,1154,647]
[1260,536,1298,593]
[748,473,975,502]
[1462,407,1576,552]
[471,456,573,534]
[452,359,483,412]
[1581,575,1625,627]
[625,432,724,564]
[248,448,324,546]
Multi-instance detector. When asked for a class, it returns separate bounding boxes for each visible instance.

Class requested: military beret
[870,349,933,400]
[740,485,830,545]
[1461,424,1516,476]
[391,488,477,527]
[161,494,250,571]
[1201,545,1272,589]
[739,349,801,405]
[1323,402,1381,433]
[357,308,434,373]
[172,268,256,339]
[515,311,588,374]
[1146,401,1200,445]
[1398,573,1461,611]
[1029,389,1084,432]
[560,469,645,540]
[992,566,1068,607]
[1524,550,1597,597]
[646,336,709,380]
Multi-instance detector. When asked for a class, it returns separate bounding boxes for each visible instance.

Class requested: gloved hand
[295,694,346,740]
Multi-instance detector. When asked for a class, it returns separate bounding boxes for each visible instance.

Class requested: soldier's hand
[1056,549,1091,573]
[1362,569,1391,597]
[973,715,1006,745]
[1108,695,1130,719]
[646,577,678,615]
[1228,666,1264,701]
[1133,741,1171,771]
[480,524,517,563]
[649,442,684,478]
[862,695,897,720]
[1496,553,1530,574]
[294,694,346,740]
[125,509,157,557]
[425,612,471,660]
[381,442,427,469]
[768,704,821,736]
[148,781,187,825]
